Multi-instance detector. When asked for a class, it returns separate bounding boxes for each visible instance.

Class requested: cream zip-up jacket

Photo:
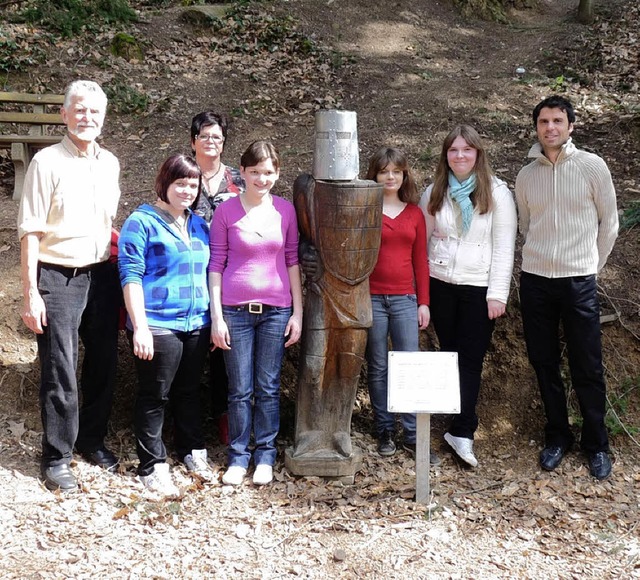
[515,138,618,277]
[419,176,517,304]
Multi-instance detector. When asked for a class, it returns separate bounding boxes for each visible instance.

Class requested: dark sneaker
[377,431,396,456]
[79,447,119,471]
[539,445,567,471]
[402,442,441,466]
[588,451,612,480]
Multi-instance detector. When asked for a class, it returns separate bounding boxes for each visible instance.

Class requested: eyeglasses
[196,134,224,143]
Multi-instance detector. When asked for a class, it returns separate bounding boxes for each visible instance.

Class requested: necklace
[203,163,224,181]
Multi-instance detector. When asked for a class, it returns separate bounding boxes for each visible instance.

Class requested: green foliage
[549,75,567,91]
[605,377,639,437]
[620,201,640,229]
[0,37,32,74]
[104,78,149,114]
[110,31,144,61]
[0,27,44,75]
[16,0,137,38]
[209,3,320,59]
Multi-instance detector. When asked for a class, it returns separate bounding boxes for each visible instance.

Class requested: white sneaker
[184,449,215,482]
[139,463,180,497]
[252,464,273,485]
[221,465,246,486]
[444,432,478,468]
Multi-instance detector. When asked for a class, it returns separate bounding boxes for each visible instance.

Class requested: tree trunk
[577,0,595,24]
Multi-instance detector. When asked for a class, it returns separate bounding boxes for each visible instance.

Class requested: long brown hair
[427,125,493,216]
[365,147,418,204]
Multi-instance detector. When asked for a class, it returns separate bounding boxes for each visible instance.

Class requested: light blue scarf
[448,172,476,234]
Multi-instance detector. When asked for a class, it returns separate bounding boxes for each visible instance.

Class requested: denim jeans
[430,278,495,440]
[37,261,120,468]
[131,327,210,476]
[223,305,291,468]
[520,272,608,452]
[365,294,419,442]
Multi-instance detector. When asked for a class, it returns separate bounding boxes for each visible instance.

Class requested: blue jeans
[223,305,291,468]
[365,294,419,442]
[131,327,210,476]
[430,278,495,440]
[520,272,608,452]
[37,261,120,468]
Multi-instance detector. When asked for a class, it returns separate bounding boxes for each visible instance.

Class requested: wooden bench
[0,92,66,200]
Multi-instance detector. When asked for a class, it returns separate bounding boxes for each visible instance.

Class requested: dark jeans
[520,272,608,453]
[37,261,120,468]
[430,278,495,439]
[209,348,229,417]
[131,327,210,476]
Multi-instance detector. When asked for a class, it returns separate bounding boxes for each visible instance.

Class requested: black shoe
[41,464,78,492]
[539,445,566,471]
[80,447,119,471]
[402,442,441,466]
[377,431,396,456]
[588,451,612,480]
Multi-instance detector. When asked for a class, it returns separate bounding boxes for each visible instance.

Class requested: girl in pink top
[209,141,302,486]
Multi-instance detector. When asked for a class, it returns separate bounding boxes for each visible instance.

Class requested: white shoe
[252,464,273,485]
[139,463,180,497]
[444,432,478,468]
[222,465,246,486]
[184,449,215,482]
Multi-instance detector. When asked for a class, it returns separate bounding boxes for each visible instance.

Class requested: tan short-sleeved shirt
[17,135,120,267]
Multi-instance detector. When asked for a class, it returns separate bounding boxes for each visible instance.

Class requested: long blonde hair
[427,125,493,216]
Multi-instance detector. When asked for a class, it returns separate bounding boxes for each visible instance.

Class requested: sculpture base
[284,446,362,483]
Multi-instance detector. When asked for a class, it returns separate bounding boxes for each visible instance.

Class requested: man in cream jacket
[515,95,618,481]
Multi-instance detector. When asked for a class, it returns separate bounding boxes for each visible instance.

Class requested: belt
[231,303,275,314]
[40,262,99,277]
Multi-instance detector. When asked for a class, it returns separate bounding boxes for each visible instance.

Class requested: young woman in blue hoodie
[119,154,213,496]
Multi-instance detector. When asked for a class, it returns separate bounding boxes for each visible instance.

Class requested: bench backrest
[0,92,65,126]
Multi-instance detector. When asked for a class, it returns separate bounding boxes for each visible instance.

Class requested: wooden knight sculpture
[285,111,383,479]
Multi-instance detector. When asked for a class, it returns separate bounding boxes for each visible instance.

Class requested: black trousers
[430,278,496,439]
[520,272,609,453]
[209,348,229,417]
[37,261,120,468]
[131,327,209,476]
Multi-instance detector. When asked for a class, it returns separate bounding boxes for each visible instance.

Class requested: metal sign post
[388,351,460,504]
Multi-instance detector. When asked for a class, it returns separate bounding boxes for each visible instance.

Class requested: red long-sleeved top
[369,203,430,305]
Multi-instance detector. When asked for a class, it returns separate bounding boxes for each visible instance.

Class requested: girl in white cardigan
[419,125,517,468]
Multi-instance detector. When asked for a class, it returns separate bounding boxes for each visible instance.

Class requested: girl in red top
[365,148,438,464]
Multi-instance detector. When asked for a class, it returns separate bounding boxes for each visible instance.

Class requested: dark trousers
[132,327,210,476]
[209,348,229,417]
[37,261,120,468]
[520,272,608,453]
[430,278,496,439]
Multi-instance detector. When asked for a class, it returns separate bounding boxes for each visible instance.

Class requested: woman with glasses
[190,112,246,445]
[191,111,245,224]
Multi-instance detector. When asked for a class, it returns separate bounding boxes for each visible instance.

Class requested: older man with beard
[17,80,121,491]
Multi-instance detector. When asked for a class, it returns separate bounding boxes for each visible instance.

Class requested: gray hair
[63,80,108,110]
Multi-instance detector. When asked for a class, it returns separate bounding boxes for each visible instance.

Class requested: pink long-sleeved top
[208,195,299,307]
